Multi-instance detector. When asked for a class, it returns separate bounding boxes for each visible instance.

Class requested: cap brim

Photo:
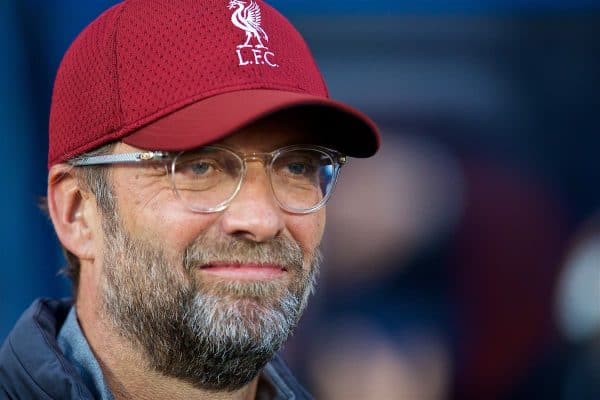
[123,89,380,157]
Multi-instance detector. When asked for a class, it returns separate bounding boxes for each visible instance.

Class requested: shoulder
[0,298,93,400]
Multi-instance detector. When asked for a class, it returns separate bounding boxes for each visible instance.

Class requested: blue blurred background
[1,1,600,398]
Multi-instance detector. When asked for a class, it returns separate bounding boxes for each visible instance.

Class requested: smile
[199,262,287,280]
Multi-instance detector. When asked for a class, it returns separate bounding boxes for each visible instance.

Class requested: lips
[199,262,287,280]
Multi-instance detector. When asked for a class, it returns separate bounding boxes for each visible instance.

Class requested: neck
[75,279,260,400]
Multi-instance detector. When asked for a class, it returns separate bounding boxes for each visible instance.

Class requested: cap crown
[49,0,327,166]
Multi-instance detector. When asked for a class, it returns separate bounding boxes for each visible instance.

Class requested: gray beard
[100,212,320,391]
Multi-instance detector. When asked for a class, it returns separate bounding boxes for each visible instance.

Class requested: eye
[274,151,322,180]
[189,161,211,176]
[286,162,308,175]
[177,158,222,180]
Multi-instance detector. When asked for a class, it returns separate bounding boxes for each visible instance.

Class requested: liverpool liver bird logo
[228,0,269,49]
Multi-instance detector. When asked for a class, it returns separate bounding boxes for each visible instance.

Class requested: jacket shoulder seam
[6,338,54,400]
[33,300,88,399]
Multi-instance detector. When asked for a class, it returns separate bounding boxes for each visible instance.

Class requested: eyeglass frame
[69,144,347,214]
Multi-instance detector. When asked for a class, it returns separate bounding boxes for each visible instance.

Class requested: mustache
[183,234,305,273]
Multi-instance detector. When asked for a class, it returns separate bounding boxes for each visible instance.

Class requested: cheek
[142,210,220,257]
[115,179,219,258]
[286,210,326,261]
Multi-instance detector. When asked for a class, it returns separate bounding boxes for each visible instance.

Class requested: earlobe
[47,164,98,262]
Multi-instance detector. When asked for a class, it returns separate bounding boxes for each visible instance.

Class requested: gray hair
[58,143,117,296]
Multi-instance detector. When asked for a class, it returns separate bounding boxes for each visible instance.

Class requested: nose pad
[219,163,284,242]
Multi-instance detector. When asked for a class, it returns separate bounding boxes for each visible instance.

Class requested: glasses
[70,145,347,214]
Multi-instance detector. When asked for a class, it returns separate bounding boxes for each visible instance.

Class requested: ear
[47,164,100,263]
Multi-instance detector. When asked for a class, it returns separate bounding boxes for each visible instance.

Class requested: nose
[219,163,284,242]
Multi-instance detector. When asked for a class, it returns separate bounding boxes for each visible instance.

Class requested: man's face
[96,117,325,390]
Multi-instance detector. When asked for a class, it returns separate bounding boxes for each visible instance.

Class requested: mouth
[199,262,287,280]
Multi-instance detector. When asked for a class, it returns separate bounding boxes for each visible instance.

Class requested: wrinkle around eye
[135,163,169,177]
[141,192,163,210]
[138,184,176,211]
[123,171,175,208]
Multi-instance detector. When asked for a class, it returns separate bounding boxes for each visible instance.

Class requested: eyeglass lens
[171,147,337,213]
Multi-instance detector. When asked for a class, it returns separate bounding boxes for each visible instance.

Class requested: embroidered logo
[228,0,279,67]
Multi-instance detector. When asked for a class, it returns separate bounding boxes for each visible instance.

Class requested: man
[0,0,379,398]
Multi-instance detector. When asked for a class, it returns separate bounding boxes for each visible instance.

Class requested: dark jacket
[0,299,312,400]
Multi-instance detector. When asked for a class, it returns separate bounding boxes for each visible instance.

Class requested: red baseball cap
[48,0,380,167]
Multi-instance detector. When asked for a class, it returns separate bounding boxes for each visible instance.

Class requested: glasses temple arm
[69,151,171,166]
